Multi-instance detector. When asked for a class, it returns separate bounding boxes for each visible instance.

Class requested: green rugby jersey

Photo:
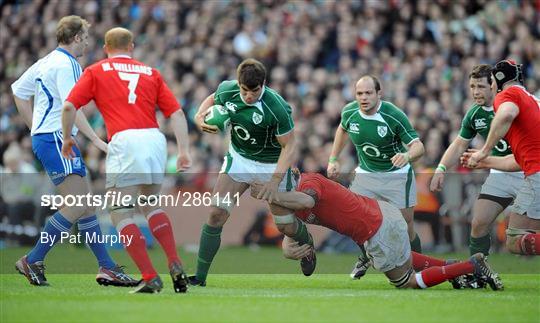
[214,80,294,163]
[459,104,512,156]
[340,100,419,172]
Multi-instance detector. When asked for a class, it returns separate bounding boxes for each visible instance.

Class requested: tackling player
[465,60,540,256]
[11,16,137,288]
[328,75,425,278]
[251,173,503,290]
[191,58,313,286]
[430,64,523,256]
[61,27,192,293]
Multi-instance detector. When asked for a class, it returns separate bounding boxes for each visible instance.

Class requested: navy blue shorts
[31,131,86,185]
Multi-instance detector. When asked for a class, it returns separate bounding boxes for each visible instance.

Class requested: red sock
[520,233,540,255]
[416,261,475,288]
[412,252,446,271]
[147,210,180,266]
[120,223,157,281]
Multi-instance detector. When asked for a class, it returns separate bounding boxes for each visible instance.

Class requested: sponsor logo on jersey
[474,118,487,129]
[252,112,263,125]
[349,123,360,133]
[225,102,238,112]
[72,157,81,169]
[377,125,387,137]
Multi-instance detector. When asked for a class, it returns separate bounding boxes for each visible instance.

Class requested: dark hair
[237,58,266,89]
[469,64,492,84]
[361,75,381,92]
[56,15,89,45]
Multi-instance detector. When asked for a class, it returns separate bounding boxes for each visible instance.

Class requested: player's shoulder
[216,80,239,94]
[464,103,483,118]
[262,86,291,111]
[341,101,358,115]
[379,100,406,117]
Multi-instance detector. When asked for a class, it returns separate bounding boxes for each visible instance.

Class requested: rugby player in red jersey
[465,60,540,256]
[252,173,503,290]
[61,27,191,293]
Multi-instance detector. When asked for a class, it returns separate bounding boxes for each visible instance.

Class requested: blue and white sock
[27,211,72,263]
[78,215,116,269]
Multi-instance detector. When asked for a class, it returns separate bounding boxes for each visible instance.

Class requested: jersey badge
[252,112,263,125]
[377,125,387,137]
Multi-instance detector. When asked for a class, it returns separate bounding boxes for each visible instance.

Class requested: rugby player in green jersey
[328,75,425,279]
[191,59,314,285]
[430,64,523,258]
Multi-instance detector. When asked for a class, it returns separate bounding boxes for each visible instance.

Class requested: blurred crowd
[1,0,539,249]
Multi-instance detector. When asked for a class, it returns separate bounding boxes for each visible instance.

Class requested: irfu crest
[252,112,263,125]
[377,125,387,137]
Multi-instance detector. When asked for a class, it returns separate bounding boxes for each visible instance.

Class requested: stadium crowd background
[1,0,539,251]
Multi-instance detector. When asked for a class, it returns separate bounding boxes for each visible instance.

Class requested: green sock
[195,224,222,282]
[469,234,491,256]
[410,233,422,253]
[292,219,313,246]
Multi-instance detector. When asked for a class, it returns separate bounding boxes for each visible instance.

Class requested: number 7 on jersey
[118,72,140,104]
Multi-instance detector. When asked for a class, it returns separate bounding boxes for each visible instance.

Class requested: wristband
[329,156,338,163]
[436,164,447,172]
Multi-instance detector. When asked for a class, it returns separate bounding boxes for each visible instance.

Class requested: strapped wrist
[329,156,338,163]
[436,164,447,172]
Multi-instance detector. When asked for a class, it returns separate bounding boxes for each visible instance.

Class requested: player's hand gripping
[391,152,410,168]
[327,159,340,180]
[176,152,192,172]
[61,136,77,160]
[194,111,219,134]
[256,176,281,204]
[282,236,312,260]
[461,149,487,169]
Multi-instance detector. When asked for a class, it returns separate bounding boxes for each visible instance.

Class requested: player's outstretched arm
[257,131,297,203]
[461,150,521,172]
[430,137,469,192]
[12,96,33,130]
[327,126,349,179]
[169,109,192,172]
[194,93,219,133]
[251,183,314,210]
[74,101,107,153]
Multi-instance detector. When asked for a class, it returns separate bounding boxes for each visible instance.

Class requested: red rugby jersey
[67,55,180,140]
[295,173,383,245]
[494,85,540,176]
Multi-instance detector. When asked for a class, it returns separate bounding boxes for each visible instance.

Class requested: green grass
[1,246,539,322]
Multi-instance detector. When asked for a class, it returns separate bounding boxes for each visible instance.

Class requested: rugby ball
[204,104,230,132]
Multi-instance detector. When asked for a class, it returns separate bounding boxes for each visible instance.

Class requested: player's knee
[208,207,229,227]
[471,216,491,237]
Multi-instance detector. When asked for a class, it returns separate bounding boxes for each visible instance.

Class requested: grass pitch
[1,246,539,322]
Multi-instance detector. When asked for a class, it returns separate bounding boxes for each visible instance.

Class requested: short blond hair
[56,15,89,45]
[104,27,133,51]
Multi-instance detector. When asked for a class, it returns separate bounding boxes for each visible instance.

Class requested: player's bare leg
[400,206,422,253]
[107,185,161,293]
[469,198,508,255]
[139,184,188,292]
[505,213,540,255]
[270,203,316,276]
[192,174,249,285]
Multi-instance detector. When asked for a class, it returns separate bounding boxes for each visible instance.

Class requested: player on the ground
[430,64,523,257]
[61,27,192,293]
[11,16,137,288]
[327,75,425,279]
[464,60,540,256]
[251,173,503,290]
[191,58,313,286]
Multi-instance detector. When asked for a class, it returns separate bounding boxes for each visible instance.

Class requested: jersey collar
[358,100,382,119]
[110,54,132,59]
[55,47,77,60]
[481,105,494,111]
